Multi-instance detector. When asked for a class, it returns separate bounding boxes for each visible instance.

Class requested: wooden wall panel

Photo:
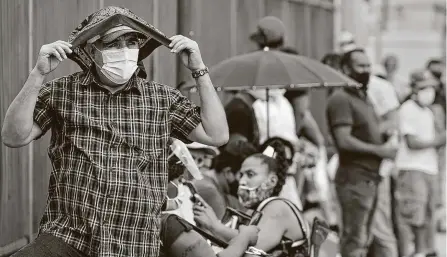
[235,0,264,55]
[0,0,31,247]
[153,0,179,87]
[308,7,334,142]
[31,0,100,232]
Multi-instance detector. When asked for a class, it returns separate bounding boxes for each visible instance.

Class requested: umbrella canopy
[186,49,359,91]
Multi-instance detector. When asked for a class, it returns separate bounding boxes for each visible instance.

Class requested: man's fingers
[50,49,63,61]
[172,43,187,54]
[58,44,73,54]
[168,35,183,48]
[55,45,67,59]
[192,194,209,207]
[170,39,187,52]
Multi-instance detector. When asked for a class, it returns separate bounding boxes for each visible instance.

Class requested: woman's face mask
[237,157,277,208]
[417,87,436,106]
[237,180,275,208]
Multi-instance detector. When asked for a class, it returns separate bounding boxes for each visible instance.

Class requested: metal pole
[266,88,270,139]
[27,0,34,242]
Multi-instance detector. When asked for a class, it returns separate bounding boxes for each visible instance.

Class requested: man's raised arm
[1,41,72,147]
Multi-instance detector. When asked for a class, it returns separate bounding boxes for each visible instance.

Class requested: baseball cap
[87,24,147,44]
[250,16,285,46]
[410,70,439,88]
[339,31,357,53]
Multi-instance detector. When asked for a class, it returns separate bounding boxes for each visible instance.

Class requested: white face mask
[417,87,435,106]
[98,48,139,84]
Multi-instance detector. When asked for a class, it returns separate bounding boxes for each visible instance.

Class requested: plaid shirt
[34,69,201,257]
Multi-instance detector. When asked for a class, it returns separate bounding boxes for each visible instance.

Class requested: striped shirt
[34,68,201,257]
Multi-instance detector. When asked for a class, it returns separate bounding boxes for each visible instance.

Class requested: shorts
[395,170,436,227]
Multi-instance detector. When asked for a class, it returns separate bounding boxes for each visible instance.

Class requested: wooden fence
[0,0,334,254]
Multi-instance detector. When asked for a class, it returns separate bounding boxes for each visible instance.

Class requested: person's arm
[169,226,258,257]
[399,103,445,150]
[326,93,380,155]
[405,134,445,149]
[300,110,325,147]
[169,35,228,147]
[2,41,71,147]
[247,200,289,253]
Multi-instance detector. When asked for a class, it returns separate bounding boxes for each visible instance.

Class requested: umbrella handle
[266,88,270,139]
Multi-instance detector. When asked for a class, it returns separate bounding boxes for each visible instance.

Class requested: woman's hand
[192,194,220,231]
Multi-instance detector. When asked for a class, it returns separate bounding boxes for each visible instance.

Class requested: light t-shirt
[395,100,438,174]
[252,95,299,146]
[367,76,400,117]
[367,76,400,176]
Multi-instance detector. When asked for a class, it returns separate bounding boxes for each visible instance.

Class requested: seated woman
[159,154,260,257]
[193,140,310,256]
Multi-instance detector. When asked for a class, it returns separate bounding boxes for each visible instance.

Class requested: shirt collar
[79,67,144,94]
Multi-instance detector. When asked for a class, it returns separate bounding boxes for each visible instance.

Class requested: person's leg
[370,176,398,257]
[394,170,424,256]
[336,177,378,257]
[437,146,446,232]
[11,233,88,257]
[423,173,439,256]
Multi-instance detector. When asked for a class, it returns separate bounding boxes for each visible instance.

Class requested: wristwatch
[191,67,209,79]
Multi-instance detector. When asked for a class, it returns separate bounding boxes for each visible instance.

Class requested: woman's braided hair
[251,138,290,197]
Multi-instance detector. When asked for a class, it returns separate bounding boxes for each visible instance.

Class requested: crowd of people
[1,5,445,257]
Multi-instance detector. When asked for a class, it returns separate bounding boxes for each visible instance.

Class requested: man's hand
[35,41,72,76]
[238,225,260,246]
[169,35,205,71]
[377,137,399,159]
[192,194,220,231]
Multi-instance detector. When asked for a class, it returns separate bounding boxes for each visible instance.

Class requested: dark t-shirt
[225,94,258,146]
[326,89,383,182]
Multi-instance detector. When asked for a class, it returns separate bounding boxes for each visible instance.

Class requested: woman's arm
[169,226,258,257]
[249,200,289,252]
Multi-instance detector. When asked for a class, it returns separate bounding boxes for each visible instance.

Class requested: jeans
[11,233,88,257]
[369,175,398,257]
[336,170,379,257]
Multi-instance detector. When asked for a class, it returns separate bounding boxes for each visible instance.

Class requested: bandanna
[67,6,171,78]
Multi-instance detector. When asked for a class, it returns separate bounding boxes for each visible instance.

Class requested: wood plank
[0,237,28,256]
[0,0,31,247]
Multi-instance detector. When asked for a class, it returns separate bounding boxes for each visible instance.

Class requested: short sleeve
[399,102,418,136]
[367,77,400,117]
[33,83,54,139]
[169,87,201,143]
[326,92,353,129]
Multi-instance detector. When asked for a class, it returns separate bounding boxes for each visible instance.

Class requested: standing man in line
[326,48,398,257]
[2,6,228,257]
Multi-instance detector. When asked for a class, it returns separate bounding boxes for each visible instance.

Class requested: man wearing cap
[226,16,298,148]
[2,6,228,257]
[395,70,445,257]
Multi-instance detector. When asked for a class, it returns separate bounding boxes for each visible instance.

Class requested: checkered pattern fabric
[34,69,201,257]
